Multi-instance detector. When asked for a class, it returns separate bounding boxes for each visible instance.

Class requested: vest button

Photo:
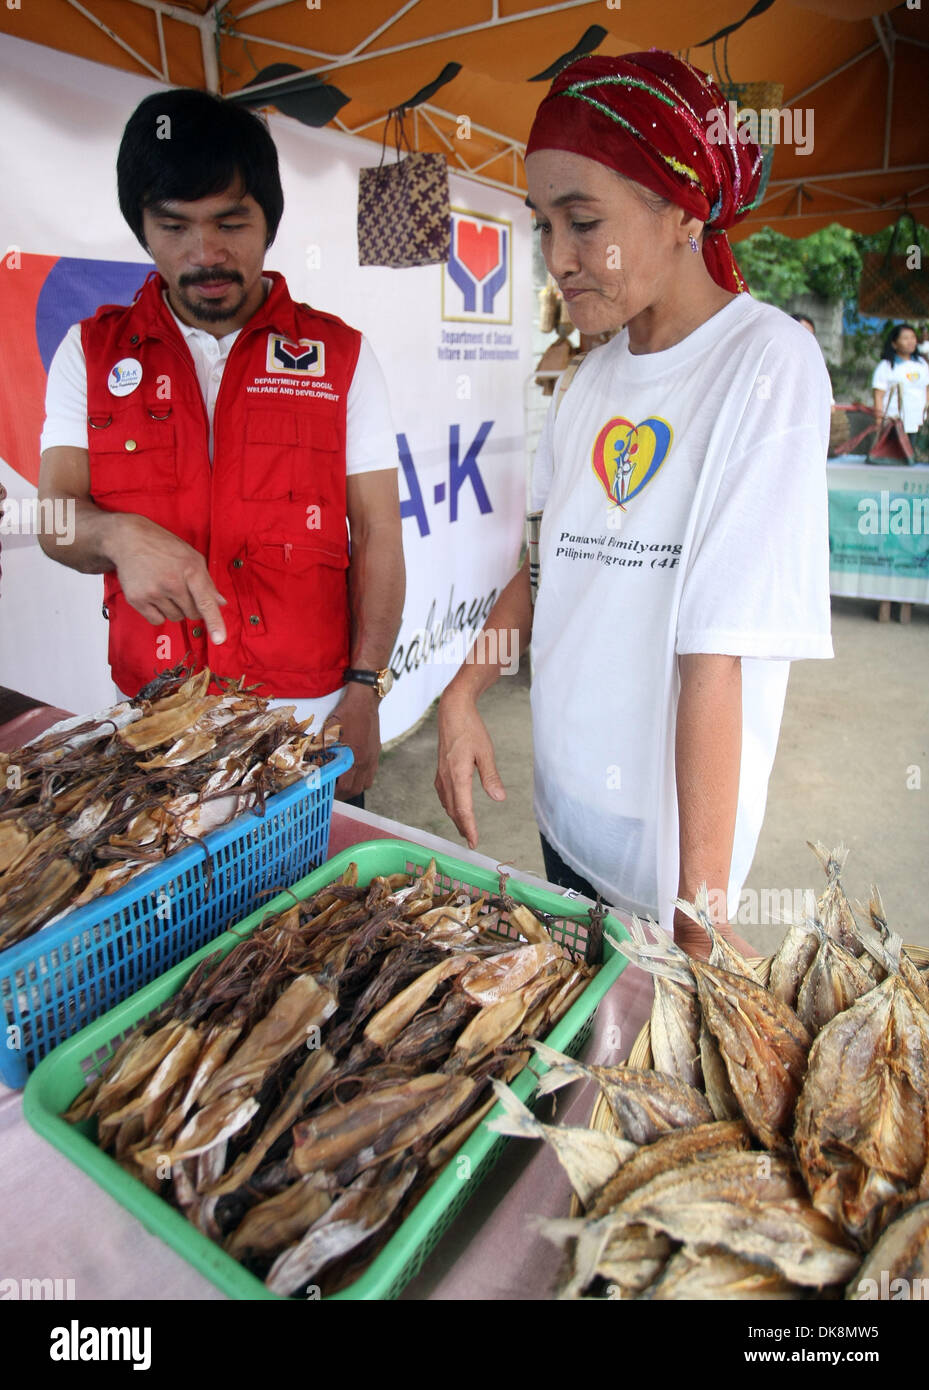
[232,558,244,569]
[249,614,260,626]
[192,625,203,638]
[124,439,137,452]
[129,334,140,345]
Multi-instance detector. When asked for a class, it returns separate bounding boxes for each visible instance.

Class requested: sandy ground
[368,595,928,954]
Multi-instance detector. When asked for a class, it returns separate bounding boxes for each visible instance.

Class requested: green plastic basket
[24,839,629,1301]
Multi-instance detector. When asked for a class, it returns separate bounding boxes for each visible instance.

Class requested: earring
[689,235,699,254]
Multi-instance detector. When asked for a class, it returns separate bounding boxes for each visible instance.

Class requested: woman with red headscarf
[435,52,833,957]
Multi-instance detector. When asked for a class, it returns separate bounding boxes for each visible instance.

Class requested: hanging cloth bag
[358,109,450,268]
[858,211,929,321]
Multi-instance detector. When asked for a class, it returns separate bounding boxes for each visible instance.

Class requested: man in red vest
[37,90,404,802]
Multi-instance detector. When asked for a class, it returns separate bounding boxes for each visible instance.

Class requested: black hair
[117,89,284,249]
[881,322,926,368]
[791,313,816,333]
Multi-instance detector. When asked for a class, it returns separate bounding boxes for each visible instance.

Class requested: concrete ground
[369,595,929,955]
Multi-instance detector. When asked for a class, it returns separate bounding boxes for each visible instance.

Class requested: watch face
[377,669,395,697]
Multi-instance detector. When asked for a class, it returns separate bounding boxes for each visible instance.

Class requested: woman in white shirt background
[871,323,929,452]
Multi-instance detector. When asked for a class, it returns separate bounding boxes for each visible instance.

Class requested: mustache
[179,271,244,287]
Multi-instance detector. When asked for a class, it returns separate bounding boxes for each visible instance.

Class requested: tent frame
[54,0,929,210]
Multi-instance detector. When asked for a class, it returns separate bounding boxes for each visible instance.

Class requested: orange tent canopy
[1,0,925,238]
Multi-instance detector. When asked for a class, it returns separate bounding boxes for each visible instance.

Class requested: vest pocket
[89,421,177,498]
[236,539,349,674]
[243,409,343,502]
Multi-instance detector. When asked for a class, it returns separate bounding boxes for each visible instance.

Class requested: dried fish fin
[808,841,861,953]
[486,1080,635,1209]
[606,926,695,991]
[674,885,758,980]
[864,886,929,1014]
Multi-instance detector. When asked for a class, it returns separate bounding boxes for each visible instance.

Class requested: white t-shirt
[530,294,834,930]
[42,282,398,724]
[870,355,929,434]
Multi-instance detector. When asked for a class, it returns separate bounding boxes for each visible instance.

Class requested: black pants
[539,834,599,899]
[338,791,365,810]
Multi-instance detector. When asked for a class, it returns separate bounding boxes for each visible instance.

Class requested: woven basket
[717,81,785,204]
[570,946,929,1216]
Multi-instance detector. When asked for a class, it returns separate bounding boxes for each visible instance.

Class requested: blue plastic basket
[0,744,352,1088]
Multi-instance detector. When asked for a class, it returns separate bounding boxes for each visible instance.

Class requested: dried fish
[795,972,929,1249]
[699,1017,741,1121]
[586,1119,750,1219]
[531,1041,713,1144]
[538,1215,671,1300]
[0,668,342,945]
[197,974,337,1107]
[645,1247,804,1300]
[64,853,604,1296]
[691,960,810,1151]
[769,919,820,1010]
[225,1172,333,1262]
[649,974,702,1090]
[487,1080,636,1208]
[607,1151,858,1287]
[808,842,862,954]
[264,1158,419,1295]
[795,923,874,1036]
[674,886,759,981]
[848,1201,929,1300]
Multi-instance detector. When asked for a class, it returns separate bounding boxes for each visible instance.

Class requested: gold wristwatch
[344,667,394,699]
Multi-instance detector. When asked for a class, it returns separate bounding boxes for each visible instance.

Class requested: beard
[177,273,247,324]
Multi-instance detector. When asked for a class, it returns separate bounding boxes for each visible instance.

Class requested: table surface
[0,801,652,1302]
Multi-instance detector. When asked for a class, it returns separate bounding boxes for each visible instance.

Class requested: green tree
[736,219,929,402]
[734,227,807,304]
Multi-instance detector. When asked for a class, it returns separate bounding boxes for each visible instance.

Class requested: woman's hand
[673,907,757,962]
[434,688,506,849]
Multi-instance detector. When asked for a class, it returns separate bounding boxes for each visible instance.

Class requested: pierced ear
[680,209,703,245]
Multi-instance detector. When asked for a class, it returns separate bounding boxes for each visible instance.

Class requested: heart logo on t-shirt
[591,415,674,506]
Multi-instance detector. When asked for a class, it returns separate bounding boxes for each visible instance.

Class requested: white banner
[0,34,533,742]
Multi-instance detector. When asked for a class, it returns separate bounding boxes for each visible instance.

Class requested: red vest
[81,271,361,698]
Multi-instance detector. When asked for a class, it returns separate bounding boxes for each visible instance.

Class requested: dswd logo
[266,335,325,375]
[442,209,511,325]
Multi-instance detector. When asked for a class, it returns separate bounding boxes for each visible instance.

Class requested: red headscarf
[525,50,762,294]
